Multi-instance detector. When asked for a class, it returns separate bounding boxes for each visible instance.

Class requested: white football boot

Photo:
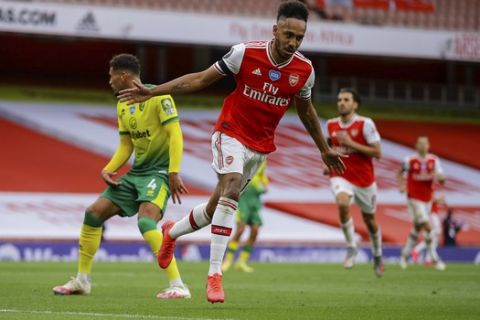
[53,277,91,295]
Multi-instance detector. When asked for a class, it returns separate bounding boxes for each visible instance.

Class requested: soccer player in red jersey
[119,1,345,303]
[324,88,384,277]
[397,136,446,270]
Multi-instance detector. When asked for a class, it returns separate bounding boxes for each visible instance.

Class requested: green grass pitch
[0,262,479,320]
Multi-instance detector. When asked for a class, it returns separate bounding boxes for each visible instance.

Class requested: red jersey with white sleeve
[326,115,380,187]
[402,154,444,202]
[213,41,315,154]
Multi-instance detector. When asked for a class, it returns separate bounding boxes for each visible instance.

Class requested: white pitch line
[0,309,235,320]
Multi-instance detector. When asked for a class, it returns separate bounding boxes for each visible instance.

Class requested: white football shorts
[330,176,377,214]
[407,198,432,225]
[211,131,266,192]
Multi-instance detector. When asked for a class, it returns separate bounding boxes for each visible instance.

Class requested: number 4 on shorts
[147,179,157,190]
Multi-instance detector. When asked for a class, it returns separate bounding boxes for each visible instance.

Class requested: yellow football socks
[78,224,103,274]
[143,229,181,282]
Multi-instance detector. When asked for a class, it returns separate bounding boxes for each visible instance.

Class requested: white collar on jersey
[266,40,295,68]
[339,113,359,127]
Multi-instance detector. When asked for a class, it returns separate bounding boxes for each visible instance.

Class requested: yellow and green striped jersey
[116,92,179,175]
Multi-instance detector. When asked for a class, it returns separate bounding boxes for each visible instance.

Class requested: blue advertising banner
[1,241,479,264]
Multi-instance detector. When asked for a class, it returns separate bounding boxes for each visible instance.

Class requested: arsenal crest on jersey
[289,74,299,86]
[350,128,359,137]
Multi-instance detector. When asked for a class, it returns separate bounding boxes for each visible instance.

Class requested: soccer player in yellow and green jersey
[222,161,269,273]
[53,53,191,299]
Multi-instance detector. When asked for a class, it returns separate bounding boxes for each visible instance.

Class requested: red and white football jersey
[213,40,315,154]
[326,115,380,187]
[403,154,444,202]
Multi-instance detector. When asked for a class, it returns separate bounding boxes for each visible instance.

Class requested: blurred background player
[411,194,447,265]
[397,136,446,271]
[222,161,269,273]
[324,87,384,277]
[119,0,345,303]
[52,54,190,298]
[443,207,463,247]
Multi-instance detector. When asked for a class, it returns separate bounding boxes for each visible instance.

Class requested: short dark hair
[277,1,309,22]
[109,53,140,76]
[339,88,361,106]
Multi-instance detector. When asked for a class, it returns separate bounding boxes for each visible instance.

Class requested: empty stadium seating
[25,0,479,31]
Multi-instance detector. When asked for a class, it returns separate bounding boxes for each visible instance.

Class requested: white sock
[170,203,211,239]
[341,218,357,248]
[402,229,418,257]
[208,197,237,275]
[425,231,440,262]
[369,227,382,257]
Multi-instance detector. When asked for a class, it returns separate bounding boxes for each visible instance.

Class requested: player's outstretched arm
[164,121,188,204]
[102,134,133,186]
[295,98,346,174]
[118,65,224,104]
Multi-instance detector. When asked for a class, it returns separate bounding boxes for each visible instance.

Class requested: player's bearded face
[273,18,306,60]
[337,93,357,116]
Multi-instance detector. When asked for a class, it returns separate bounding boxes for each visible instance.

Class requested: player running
[53,54,191,298]
[119,1,345,303]
[397,136,446,271]
[324,88,384,277]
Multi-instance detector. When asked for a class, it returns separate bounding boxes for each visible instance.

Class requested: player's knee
[221,176,242,201]
[83,210,104,228]
[137,217,157,234]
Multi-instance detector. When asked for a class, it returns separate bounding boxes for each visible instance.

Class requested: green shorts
[237,187,263,226]
[101,172,170,217]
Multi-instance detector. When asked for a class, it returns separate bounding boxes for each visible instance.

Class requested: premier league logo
[129,106,136,114]
[269,69,281,81]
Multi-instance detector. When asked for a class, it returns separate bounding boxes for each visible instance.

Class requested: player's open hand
[101,170,122,187]
[118,81,153,104]
[322,148,347,174]
[169,172,189,204]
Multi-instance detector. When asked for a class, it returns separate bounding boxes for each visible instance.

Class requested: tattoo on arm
[171,83,189,93]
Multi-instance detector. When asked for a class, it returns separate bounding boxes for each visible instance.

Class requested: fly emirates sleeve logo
[243,82,291,107]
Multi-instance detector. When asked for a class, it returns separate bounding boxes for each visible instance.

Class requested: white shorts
[211,131,266,191]
[330,177,377,214]
[407,198,432,225]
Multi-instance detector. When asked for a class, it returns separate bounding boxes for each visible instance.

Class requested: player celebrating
[119,1,345,303]
[397,136,446,271]
[222,161,269,273]
[53,54,191,298]
[324,88,384,277]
